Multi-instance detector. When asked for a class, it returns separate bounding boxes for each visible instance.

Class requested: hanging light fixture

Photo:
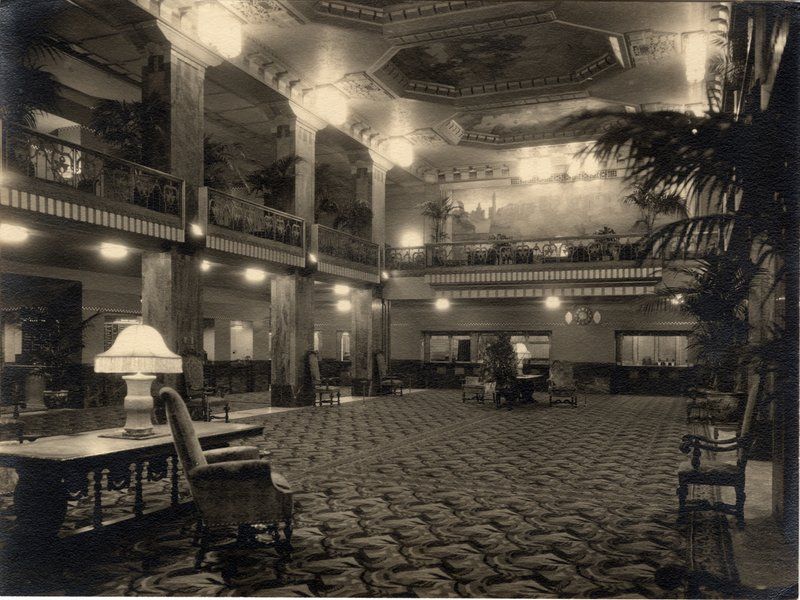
[197,2,243,59]
[385,138,413,168]
[311,86,348,126]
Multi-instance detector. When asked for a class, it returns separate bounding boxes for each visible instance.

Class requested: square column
[213,319,231,362]
[270,273,315,406]
[350,288,373,396]
[351,150,392,246]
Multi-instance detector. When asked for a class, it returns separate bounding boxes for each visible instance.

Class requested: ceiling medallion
[334,72,393,101]
[625,30,679,66]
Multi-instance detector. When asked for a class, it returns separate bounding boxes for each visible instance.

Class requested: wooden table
[0,422,263,544]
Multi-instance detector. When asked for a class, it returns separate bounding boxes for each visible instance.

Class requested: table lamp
[94,324,183,438]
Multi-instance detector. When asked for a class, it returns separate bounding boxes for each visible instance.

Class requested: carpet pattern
[0,391,730,597]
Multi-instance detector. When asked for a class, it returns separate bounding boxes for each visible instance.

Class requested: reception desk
[610,365,697,395]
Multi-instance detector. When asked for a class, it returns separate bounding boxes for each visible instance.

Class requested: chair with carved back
[677,374,760,529]
[374,351,404,396]
[548,360,578,407]
[183,352,230,422]
[307,351,341,406]
[159,387,292,569]
[462,376,485,403]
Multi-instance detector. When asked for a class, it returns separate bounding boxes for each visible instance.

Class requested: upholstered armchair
[183,352,230,422]
[160,387,293,568]
[374,351,404,396]
[307,351,341,405]
[548,360,578,407]
[677,375,760,529]
[462,376,485,403]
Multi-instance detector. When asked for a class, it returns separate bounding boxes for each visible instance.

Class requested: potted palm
[418,194,457,266]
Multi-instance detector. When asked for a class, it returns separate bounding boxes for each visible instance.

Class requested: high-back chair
[374,351,404,396]
[548,360,577,407]
[307,351,341,406]
[677,374,761,529]
[182,352,230,422]
[160,387,293,568]
[462,375,485,403]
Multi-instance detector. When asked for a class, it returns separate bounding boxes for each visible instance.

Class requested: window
[617,333,691,366]
[429,335,451,361]
[339,331,351,361]
[314,331,321,353]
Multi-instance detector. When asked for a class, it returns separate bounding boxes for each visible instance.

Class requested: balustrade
[2,122,184,218]
[207,188,304,248]
[316,224,379,268]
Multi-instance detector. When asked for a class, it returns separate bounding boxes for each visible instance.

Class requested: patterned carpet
[0,390,734,597]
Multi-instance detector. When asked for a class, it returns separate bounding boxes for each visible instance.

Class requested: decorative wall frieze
[315,0,501,25]
[406,128,449,148]
[435,284,658,299]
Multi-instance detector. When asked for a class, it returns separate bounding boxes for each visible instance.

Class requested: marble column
[350,287,373,396]
[270,274,315,406]
[268,103,324,406]
[351,150,391,245]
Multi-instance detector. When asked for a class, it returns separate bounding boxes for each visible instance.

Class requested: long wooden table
[0,422,263,544]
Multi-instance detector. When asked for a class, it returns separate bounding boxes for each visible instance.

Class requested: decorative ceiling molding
[221,0,304,25]
[464,90,590,111]
[314,0,501,25]
[386,10,557,46]
[432,119,464,145]
[406,128,449,148]
[334,71,395,101]
[459,125,607,148]
[625,30,680,66]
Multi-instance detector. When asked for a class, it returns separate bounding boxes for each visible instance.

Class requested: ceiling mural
[388,24,612,89]
[455,98,619,137]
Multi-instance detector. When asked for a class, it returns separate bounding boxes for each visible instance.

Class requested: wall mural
[390,24,610,88]
[449,179,641,240]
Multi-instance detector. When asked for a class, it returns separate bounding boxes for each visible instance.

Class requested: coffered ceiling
[52,0,718,181]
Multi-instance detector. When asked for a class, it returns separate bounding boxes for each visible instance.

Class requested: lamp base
[122,373,157,438]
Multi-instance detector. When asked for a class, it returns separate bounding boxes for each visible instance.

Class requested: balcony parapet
[0,121,185,242]
[313,224,380,283]
[204,188,305,266]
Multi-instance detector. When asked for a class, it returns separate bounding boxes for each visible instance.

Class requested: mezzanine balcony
[0,121,185,243]
[313,224,381,284]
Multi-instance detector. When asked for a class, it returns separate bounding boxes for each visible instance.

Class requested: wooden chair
[462,376,485,403]
[374,351,404,396]
[307,351,341,406]
[159,387,292,569]
[183,353,230,422]
[548,360,578,407]
[677,374,760,529]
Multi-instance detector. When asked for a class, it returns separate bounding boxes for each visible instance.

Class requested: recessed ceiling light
[435,298,450,311]
[545,296,561,309]
[308,253,318,264]
[0,223,29,243]
[333,284,350,295]
[100,243,129,259]
[336,299,352,312]
[381,271,390,280]
[201,260,211,272]
[190,223,204,237]
[244,268,266,282]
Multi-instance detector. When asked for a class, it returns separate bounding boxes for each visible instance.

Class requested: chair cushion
[315,385,340,393]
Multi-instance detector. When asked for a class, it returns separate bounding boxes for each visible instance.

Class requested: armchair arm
[203,446,260,464]
[189,459,271,482]
[680,433,739,446]
[680,433,749,470]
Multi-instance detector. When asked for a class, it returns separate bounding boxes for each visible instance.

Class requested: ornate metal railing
[1,122,184,218]
[207,188,304,248]
[386,234,650,270]
[316,224,379,269]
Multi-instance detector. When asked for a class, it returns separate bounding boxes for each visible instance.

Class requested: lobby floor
[0,390,792,597]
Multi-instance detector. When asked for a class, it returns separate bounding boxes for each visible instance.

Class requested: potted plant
[482,334,518,406]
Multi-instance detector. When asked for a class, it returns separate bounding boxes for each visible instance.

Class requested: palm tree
[623,184,687,238]
[419,194,457,243]
[247,156,300,213]
[89,98,169,165]
[203,136,250,191]
[0,0,64,127]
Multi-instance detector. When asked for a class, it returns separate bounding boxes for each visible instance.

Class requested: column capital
[367,150,394,173]
[348,149,394,173]
[286,101,328,133]
[133,20,223,70]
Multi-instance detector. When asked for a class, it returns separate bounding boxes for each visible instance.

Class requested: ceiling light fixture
[435,297,450,311]
[385,138,413,168]
[200,260,211,272]
[311,86,348,126]
[307,253,318,264]
[333,284,350,295]
[100,243,129,260]
[0,223,29,243]
[381,271,390,280]
[336,299,352,313]
[190,223,204,237]
[197,3,242,59]
[244,268,266,283]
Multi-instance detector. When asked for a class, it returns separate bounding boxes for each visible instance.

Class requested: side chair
[183,352,230,422]
[160,387,293,569]
[548,360,578,407]
[374,351,404,396]
[307,351,341,406]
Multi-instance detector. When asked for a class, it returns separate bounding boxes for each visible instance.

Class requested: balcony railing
[316,224,379,269]
[1,122,184,218]
[387,234,651,270]
[207,188,304,248]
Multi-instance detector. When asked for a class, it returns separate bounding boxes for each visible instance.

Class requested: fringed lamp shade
[94,324,182,438]
[95,325,183,374]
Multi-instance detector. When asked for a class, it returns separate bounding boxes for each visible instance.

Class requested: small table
[516,374,544,403]
[0,422,263,544]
